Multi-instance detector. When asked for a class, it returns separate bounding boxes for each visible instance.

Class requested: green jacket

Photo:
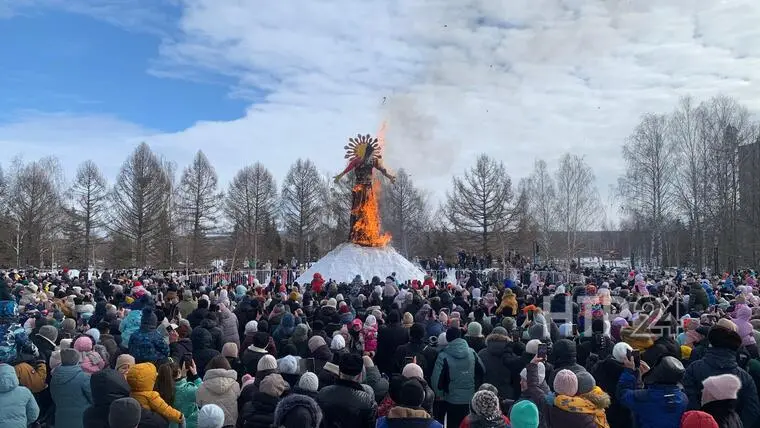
[170,377,202,428]
[431,338,485,405]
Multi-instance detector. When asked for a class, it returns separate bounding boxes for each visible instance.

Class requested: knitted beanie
[445,327,461,343]
[491,327,508,337]
[278,355,300,375]
[708,325,743,351]
[245,321,258,335]
[260,373,289,397]
[115,354,135,374]
[60,348,80,366]
[222,342,238,359]
[520,362,545,385]
[510,400,540,428]
[403,312,414,328]
[330,335,345,351]
[525,339,542,355]
[502,317,516,332]
[74,336,93,352]
[612,342,633,364]
[108,398,142,428]
[467,322,483,337]
[402,363,424,380]
[471,390,502,422]
[553,369,578,396]
[298,372,319,392]
[701,374,741,405]
[529,323,546,340]
[257,355,278,372]
[399,379,425,408]
[308,336,326,353]
[680,411,718,428]
[576,371,596,395]
[38,325,58,344]
[198,404,225,428]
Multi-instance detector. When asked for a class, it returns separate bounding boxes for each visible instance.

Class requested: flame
[351,179,391,247]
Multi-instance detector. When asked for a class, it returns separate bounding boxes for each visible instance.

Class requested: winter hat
[502,317,517,332]
[362,355,374,368]
[326,298,337,308]
[61,318,76,333]
[38,325,58,344]
[308,336,326,353]
[402,363,424,380]
[520,362,546,385]
[399,378,426,408]
[298,371,319,392]
[529,323,545,340]
[403,312,414,328]
[558,323,573,338]
[471,390,502,422]
[108,397,142,428]
[253,332,269,348]
[708,325,743,351]
[60,348,80,366]
[525,339,542,355]
[680,411,719,428]
[446,327,461,343]
[576,371,596,395]
[222,342,238,358]
[241,374,254,388]
[437,332,448,348]
[339,353,363,377]
[410,323,426,340]
[74,336,94,352]
[553,369,578,396]
[467,322,483,337]
[491,327,508,337]
[257,354,278,372]
[115,354,135,374]
[245,320,258,334]
[510,400,540,428]
[438,312,448,324]
[612,342,633,364]
[717,318,738,332]
[278,355,300,375]
[330,335,345,351]
[274,394,323,428]
[198,404,226,428]
[140,307,158,330]
[86,328,101,343]
[260,373,289,397]
[701,374,741,405]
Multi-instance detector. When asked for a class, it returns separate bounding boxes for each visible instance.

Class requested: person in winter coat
[51,349,93,428]
[196,355,240,427]
[217,304,240,350]
[191,327,221,379]
[199,317,224,352]
[287,324,310,358]
[478,327,520,400]
[688,281,709,314]
[307,336,333,373]
[178,290,198,319]
[547,370,597,428]
[515,358,548,428]
[187,299,210,330]
[317,354,377,428]
[129,308,170,364]
[127,363,184,425]
[577,319,614,368]
[681,411,719,428]
[683,323,760,428]
[731,304,759,358]
[154,358,202,428]
[591,342,634,428]
[700,374,743,428]
[431,328,486,428]
[376,378,443,428]
[241,332,270,376]
[120,297,150,348]
[74,335,107,374]
[361,356,389,403]
[496,289,519,317]
[84,368,168,428]
[0,363,39,427]
[465,322,487,353]
[273,393,323,428]
[547,339,587,386]
[375,311,409,374]
[240,373,289,428]
[272,313,296,349]
[460,389,510,428]
[617,355,688,428]
[362,314,379,355]
[170,324,193,365]
[393,323,437,378]
[32,325,58,367]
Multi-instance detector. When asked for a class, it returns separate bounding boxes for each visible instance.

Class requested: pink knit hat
[74,336,93,352]
[702,374,741,405]
[553,369,578,396]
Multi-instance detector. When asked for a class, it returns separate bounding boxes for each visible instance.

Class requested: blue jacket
[51,365,93,428]
[170,377,203,428]
[128,328,170,363]
[617,368,687,428]
[0,363,39,427]
[120,309,143,347]
[701,280,716,305]
[376,408,444,428]
[431,338,484,405]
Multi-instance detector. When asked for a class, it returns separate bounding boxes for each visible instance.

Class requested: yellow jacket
[127,363,183,423]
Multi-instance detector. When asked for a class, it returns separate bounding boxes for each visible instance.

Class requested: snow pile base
[296,243,426,285]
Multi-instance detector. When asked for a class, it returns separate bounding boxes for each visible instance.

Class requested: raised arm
[334,157,361,183]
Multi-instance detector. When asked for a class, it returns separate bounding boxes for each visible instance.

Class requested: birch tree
[281,159,326,262]
[69,160,108,268]
[555,153,600,263]
[226,163,277,265]
[526,159,557,262]
[177,151,220,268]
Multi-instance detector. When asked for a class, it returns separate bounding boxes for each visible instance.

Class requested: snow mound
[296,243,426,285]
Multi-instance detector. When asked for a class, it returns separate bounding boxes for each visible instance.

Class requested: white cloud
[7,0,760,224]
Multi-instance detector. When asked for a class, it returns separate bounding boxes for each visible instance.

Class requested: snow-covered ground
[295,243,427,284]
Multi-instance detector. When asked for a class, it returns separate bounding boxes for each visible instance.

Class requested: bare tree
[281,159,325,262]
[555,153,600,263]
[109,143,171,267]
[380,169,429,257]
[69,160,108,269]
[525,159,557,262]
[226,163,277,266]
[444,154,515,254]
[177,151,220,268]
[7,157,63,267]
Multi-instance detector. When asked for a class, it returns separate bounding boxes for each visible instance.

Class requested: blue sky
[0,5,246,131]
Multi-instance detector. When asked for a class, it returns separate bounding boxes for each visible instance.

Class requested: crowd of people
[0,266,759,428]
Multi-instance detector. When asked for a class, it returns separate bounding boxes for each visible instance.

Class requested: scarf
[555,393,610,428]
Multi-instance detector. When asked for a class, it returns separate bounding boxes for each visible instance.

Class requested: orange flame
[351,179,391,247]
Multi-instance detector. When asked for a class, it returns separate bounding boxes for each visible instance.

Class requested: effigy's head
[344,134,381,164]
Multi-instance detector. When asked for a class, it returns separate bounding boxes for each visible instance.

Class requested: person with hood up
[702,280,717,306]
[362,314,379,356]
[688,280,709,314]
[178,290,198,319]
[683,322,760,428]
[431,327,486,428]
[192,327,221,379]
[287,323,310,358]
[316,353,377,428]
[460,389,510,428]
[120,296,151,348]
[376,378,443,428]
[273,393,323,428]
[217,302,240,350]
[240,373,289,428]
[617,355,687,428]
[731,303,759,358]
[681,411,719,428]
[84,368,168,428]
[196,355,240,427]
[51,348,93,428]
[72,335,106,375]
[700,374,743,428]
[590,342,634,428]
[496,289,518,317]
[0,363,39,427]
[272,313,296,350]
[547,339,587,386]
[127,362,184,424]
[478,326,520,400]
[465,322,487,353]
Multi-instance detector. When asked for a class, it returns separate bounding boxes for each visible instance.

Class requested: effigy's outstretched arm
[374,159,396,184]
[334,158,361,183]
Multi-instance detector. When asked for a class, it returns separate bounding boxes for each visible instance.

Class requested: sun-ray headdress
[344,134,381,161]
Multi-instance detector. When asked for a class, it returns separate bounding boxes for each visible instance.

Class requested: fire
[351,179,391,247]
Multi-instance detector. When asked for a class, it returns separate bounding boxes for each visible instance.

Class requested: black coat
[187,307,209,329]
[83,368,168,428]
[191,327,220,378]
[240,391,280,428]
[376,323,410,375]
[591,357,632,428]
[241,348,269,376]
[478,335,519,400]
[169,338,193,365]
[317,379,377,428]
[702,400,743,428]
[547,339,586,387]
